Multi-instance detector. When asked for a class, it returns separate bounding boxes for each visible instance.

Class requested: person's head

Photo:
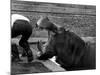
[36,16,58,33]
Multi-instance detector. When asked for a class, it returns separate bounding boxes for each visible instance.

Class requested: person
[36,16,95,71]
[11,43,21,62]
[11,14,33,62]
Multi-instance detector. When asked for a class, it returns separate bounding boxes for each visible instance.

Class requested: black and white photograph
[10,0,96,75]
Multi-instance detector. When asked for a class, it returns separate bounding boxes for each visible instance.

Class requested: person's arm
[38,36,56,60]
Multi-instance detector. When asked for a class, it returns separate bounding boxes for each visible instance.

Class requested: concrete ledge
[33,59,65,72]
[11,37,96,45]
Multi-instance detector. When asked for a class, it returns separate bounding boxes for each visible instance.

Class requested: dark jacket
[11,20,32,38]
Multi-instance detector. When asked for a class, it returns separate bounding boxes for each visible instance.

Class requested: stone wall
[11,0,96,37]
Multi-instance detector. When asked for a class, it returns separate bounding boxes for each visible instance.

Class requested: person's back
[11,20,32,38]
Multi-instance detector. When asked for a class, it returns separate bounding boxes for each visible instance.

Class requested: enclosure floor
[11,57,52,75]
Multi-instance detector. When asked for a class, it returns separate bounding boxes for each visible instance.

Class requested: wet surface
[11,59,52,75]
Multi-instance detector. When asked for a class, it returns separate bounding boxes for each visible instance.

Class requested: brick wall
[11,0,96,37]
